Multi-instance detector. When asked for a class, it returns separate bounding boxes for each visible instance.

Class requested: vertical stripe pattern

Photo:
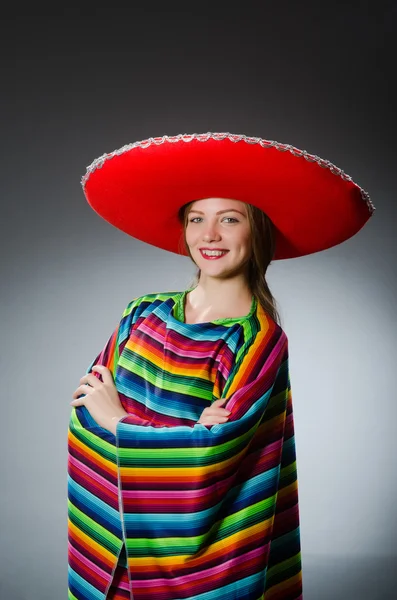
[68,290,303,599]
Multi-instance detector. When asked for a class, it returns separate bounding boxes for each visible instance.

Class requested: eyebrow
[188,208,246,217]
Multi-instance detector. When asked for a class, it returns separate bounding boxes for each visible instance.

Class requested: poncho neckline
[170,287,258,326]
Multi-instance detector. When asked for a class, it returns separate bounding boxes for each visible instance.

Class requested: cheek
[185,228,198,249]
[185,229,192,246]
[236,232,251,251]
[240,239,252,259]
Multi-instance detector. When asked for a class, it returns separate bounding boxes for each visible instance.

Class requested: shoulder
[254,299,288,342]
[116,290,182,342]
[122,289,182,319]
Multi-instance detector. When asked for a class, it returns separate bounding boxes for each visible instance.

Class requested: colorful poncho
[67,290,303,600]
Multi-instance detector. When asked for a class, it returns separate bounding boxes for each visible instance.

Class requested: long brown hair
[177,200,282,326]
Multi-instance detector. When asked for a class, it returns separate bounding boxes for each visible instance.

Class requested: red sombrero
[81,132,375,260]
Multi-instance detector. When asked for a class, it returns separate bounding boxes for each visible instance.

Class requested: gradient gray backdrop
[1,6,396,600]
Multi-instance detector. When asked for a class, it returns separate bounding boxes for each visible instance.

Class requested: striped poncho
[67,290,303,599]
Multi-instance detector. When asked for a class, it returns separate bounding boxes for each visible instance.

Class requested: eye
[188,216,239,223]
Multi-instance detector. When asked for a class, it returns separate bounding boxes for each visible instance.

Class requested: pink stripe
[228,332,286,409]
[166,341,219,360]
[217,360,230,380]
[132,545,268,588]
[124,472,235,499]
[139,323,217,359]
[123,440,282,500]
[138,323,167,345]
[69,454,117,495]
[253,332,287,381]
[68,540,110,580]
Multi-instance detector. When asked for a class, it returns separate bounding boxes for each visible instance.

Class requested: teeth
[202,250,227,256]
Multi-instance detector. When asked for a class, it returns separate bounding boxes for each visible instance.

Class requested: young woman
[68,133,374,600]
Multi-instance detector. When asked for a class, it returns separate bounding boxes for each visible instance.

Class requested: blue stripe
[68,475,123,537]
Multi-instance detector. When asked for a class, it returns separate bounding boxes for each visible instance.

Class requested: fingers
[77,366,114,394]
[71,384,91,400]
[204,410,231,420]
[197,397,232,425]
[91,365,114,385]
[205,402,231,417]
[78,375,99,391]
[71,366,118,413]
[70,397,84,407]
[198,415,230,425]
[70,390,88,406]
[212,397,228,407]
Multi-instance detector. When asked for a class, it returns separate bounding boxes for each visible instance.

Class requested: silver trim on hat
[81,132,375,214]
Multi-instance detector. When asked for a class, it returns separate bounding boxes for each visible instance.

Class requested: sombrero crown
[81,132,375,260]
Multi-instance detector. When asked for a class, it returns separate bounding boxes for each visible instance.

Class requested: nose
[202,221,221,242]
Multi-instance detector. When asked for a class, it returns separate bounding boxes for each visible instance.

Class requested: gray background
[1,5,396,599]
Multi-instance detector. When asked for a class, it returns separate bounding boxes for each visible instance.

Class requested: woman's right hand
[197,397,231,425]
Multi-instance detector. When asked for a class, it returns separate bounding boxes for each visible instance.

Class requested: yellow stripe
[127,516,273,567]
[120,444,246,477]
[122,343,212,381]
[68,418,118,471]
[227,306,269,396]
[68,519,116,564]
[263,568,302,599]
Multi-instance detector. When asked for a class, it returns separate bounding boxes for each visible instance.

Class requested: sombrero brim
[81,132,375,260]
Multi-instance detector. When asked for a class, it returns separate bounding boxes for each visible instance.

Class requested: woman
[68,132,374,600]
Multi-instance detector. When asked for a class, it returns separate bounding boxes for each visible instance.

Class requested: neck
[188,274,253,311]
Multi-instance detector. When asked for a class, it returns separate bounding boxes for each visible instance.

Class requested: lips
[199,249,229,260]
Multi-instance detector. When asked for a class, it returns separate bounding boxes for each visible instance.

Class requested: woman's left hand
[70,365,128,435]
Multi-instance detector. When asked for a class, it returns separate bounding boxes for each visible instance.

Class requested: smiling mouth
[200,249,229,259]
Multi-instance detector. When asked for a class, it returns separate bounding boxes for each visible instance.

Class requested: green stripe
[265,549,302,586]
[126,495,277,556]
[119,352,213,398]
[69,409,117,463]
[279,460,298,487]
[117,420,259,466]
[68,499,121,554]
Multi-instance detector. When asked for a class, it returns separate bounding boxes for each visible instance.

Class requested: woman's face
[185,197,252,279]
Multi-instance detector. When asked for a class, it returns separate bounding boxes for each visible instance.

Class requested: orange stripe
[68,429,117,478]
[227,308,271,394]
[133,551,266,595]
[68,519,117,569]
[124,335,211,378]
[127,517,275,570]
[120,444,246,480]
[263,570,303,599]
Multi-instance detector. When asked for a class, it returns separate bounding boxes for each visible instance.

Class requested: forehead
[189,197,247,213]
